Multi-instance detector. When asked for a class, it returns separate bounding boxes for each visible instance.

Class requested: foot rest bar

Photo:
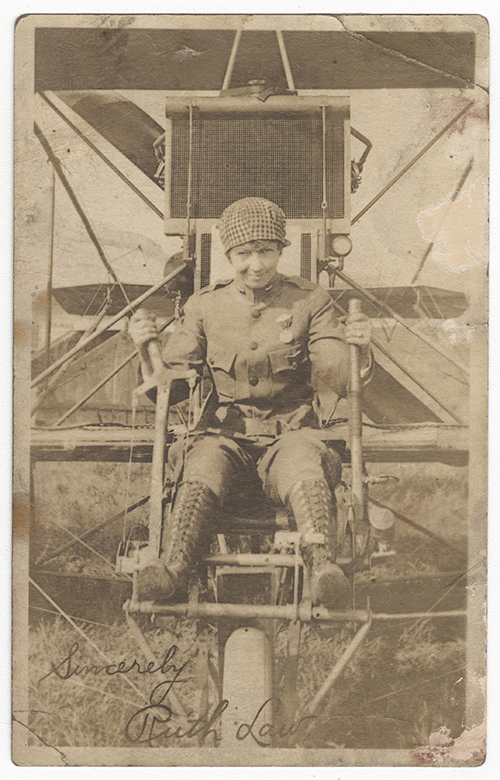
[124,599,467,623]
[204,553,352,567]
[125,598,369,622]
[205,553,300,567]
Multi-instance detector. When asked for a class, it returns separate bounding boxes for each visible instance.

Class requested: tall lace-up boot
[137,481,217,602]
[287,479,351,611]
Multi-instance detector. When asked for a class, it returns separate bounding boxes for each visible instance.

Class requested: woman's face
[228,240,282,289]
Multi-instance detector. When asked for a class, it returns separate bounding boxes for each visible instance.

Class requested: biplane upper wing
[35,27,475,92]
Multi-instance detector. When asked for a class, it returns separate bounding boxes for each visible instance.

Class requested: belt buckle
[244,418,279,436]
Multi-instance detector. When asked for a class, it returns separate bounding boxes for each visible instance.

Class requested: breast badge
[276,313,294,343]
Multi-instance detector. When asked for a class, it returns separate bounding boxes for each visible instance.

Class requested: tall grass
[29,611,465,749]
[29,458,468,748]
[292,619,465,749]
[29,616,217,748]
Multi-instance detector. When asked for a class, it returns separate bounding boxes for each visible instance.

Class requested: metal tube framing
[276,30,296,91]
[348,298,365,524]
[147,385,171,558]
[373,610,466,621]
[125,599,466,622]
[221,29,242,91]
[307,614,373,715]
[206,553,300,567]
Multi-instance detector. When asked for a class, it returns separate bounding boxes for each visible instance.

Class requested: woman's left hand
[345,312,372,351]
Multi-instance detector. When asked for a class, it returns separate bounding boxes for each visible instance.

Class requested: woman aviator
[129,197,372,610]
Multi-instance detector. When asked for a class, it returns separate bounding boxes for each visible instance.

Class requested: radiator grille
[170,114,344,220]
[200,233,212,289]
[300,233,312,280]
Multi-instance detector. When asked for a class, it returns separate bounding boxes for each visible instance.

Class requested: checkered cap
[219,198,291,253]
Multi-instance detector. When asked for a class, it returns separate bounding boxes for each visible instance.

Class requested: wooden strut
[39,91,164,220]
[334,268,469,378]
[31,264,187,388]
[347,297,369,580]
[306,613,373,716]
[221,29,242,91]
[53,316,175,426]
[34,123,131,308]
[329,296,464,424]
[276,30,296,92]
[351,102,473,226]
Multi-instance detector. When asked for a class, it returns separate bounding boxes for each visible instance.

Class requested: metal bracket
[274,530,325,552]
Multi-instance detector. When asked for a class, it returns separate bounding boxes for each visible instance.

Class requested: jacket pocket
[268,346,303,374]
[208,349,237,400]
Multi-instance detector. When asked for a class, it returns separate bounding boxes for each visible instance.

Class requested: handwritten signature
[42,643,316,745]
[125,699,229,743]
[39,641,187,682]
[125,697,314,745]
[235,698,317,747]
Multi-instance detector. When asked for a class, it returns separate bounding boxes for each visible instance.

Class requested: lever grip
[348,298,362,317]
[348,297,365,533]
[147,339,165,376]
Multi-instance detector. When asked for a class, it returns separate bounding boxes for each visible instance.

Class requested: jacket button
[209,357,215,365]
[250,341,258,350]
[250,307,261,319]
[249,376,259,386]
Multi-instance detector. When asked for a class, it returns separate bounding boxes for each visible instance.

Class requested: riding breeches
[167,428,342,509]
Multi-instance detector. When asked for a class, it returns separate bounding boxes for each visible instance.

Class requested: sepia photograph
[13,13,488,766]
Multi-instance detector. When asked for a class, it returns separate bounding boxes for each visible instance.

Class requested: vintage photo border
[9,4,494,772]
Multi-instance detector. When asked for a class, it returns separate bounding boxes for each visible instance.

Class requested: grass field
[28,457,469,750]
[28,609,466,749]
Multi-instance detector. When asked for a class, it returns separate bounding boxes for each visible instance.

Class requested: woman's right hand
[128,309,159,350]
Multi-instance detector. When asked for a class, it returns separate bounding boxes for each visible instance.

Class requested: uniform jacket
[162,273,369,435]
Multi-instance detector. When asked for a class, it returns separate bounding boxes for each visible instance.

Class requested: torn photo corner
[13,13,488,767]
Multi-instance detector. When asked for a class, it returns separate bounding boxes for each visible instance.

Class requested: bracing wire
[30,577,149,703]
[122,393,139,542]
[184,104,194,260]
[321,104,328,243]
